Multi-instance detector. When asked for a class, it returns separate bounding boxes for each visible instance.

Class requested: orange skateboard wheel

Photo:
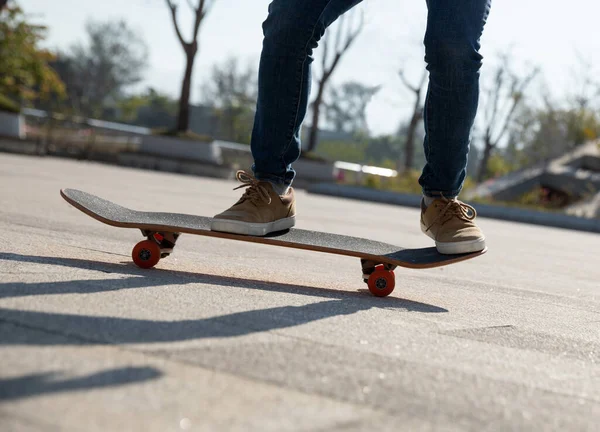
[132,240,161,269]
[367,265,395,297]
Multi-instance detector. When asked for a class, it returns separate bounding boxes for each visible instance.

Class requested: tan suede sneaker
[210,171,296,236]
[420,197,486,254]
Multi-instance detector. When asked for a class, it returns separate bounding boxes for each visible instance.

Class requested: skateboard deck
[60,188,486,297]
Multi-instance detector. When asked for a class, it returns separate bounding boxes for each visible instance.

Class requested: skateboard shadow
[0,252,448,347]
[0,252,446,310]
[0,367,162,402]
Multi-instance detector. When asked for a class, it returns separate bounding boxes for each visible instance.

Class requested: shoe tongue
[261,181,289,196]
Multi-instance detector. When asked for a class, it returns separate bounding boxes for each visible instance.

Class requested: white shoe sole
[435,237,486,255]
[210,216,296,236]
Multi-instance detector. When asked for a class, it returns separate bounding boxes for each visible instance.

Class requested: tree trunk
[477,135,493,183]
[176,46,197,133]
[307,80,326,153]
[398,70,426,172]
[404,108,421,171]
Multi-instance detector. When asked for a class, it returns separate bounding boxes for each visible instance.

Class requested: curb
[307,183,600,234]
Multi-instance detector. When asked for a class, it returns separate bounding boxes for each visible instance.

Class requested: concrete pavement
[0,153,598,431]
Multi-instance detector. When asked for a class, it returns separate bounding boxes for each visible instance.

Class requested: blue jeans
[251,0,492,198]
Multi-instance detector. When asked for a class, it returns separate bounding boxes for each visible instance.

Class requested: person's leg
[212,0,363,236]
[419,0,492,254]
[419,0,491,197]
[251,0,363,190]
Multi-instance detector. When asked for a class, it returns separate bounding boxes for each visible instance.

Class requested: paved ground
[0,153,598,431]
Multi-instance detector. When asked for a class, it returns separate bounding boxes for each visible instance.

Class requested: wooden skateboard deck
[60,188,486,297]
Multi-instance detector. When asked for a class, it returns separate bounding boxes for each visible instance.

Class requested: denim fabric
[251,0,491,198]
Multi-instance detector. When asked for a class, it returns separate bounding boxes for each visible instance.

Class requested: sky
[18,0,600,135]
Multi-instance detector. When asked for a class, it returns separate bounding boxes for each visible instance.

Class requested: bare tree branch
[307,9,365,152]
[398,70,418,93]
[323,11,363,80]
[321,32,329,75]
[192,0,206,43]
[486,68,504,139]
[165,0,186,47]
[333,15,345,55]
[493,68,539,146]
[342,11,364,53]
[476,54,539,182]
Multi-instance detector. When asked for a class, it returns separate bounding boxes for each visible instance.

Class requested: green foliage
[498,186,571,211]
[119,95,153,123]
[0,93,19,113]
[361,169,422,194]
[566,108,600,145]
[484,153,514,179]
[461,176,477,194]
[200,57,257,144]
[387,170,423,194]
[313,133,414,170]
[49,19,148,118]
[325,81,380,135]
[117,88,177,127]
[362,134,406,166]
[314,140,369,163]
[509,105,600,168]
[0,2,65,109]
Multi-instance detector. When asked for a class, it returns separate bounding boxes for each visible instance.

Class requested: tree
[307,10,364,152]
[0,2,65,108]
[476,54,539,182]
[502,52,600,171]
[52,20,148,117]
[165,0,216,133]
[118,87,178,128]
[398,69,427,171]
[324,81,380,134]
[569,52,600,112]
[509,103,600,167]
[200,57,257,143]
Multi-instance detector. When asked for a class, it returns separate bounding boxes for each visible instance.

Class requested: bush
[363,170,422,194]
[0,94,19,113]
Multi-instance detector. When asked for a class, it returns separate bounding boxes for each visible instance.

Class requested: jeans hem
[422,189,460,199]
[254,171,291,186]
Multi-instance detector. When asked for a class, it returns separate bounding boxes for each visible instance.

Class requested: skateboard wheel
[132,240,161,269]
[367,266,395,297]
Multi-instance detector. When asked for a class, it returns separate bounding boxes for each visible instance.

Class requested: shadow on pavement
[0,366,162,402]
[0,252,448,347]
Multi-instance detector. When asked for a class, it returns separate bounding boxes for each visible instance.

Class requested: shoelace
[425,198,477,232]
[233,170,272,205]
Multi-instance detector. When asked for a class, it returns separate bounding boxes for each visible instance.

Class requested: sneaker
[210,170,296,236]
[420,197,486,254]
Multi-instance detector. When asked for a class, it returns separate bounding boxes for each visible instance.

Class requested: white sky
[19,0,600,135]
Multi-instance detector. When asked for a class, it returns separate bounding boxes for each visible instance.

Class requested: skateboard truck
[361,259,397,297]
[139,230,181,260]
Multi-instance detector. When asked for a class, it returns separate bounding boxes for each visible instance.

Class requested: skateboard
[60,188,486,297]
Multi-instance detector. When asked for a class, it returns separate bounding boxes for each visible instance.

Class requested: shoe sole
[435,237,486,255]
[210,216,296,236]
